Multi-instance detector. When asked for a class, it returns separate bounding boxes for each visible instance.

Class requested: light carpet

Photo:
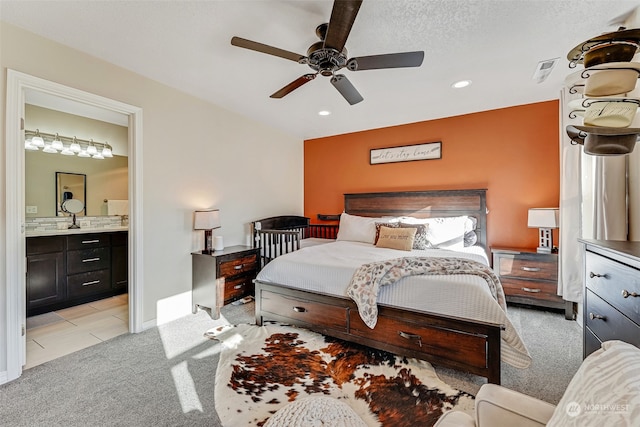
[207,322,474,427]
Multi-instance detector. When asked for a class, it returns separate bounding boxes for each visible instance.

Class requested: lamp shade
[194,209,221,230]
[527,208,559,229]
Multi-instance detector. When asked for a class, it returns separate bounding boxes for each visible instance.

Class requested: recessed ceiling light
[318,110,331,116]
[451,80,472,89]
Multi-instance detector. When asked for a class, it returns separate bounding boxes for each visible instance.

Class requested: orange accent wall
[304,101,560,250]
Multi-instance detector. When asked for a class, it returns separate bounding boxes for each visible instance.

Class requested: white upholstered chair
[435,340,640,427]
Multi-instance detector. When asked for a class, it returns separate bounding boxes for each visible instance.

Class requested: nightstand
[191,245,259,319]
[491,247,574,319]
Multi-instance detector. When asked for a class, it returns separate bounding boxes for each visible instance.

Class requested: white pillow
[336,213,390,244]
[399,216,468,249]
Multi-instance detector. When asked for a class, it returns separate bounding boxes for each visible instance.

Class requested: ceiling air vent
[532,58,559,83]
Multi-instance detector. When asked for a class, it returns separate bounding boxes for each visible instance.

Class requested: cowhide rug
[206,322,474,427]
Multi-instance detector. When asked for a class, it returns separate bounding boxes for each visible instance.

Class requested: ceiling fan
[230,0,424,105]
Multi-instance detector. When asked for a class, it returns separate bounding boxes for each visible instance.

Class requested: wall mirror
[56,172,86,216]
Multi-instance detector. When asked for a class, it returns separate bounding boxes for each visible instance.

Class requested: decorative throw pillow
[337,213,389,244]
[375,226,417,251]
[374,222,400,244]
[398,223,429,250]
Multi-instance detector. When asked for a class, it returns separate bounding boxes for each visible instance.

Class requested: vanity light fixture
[31,129,45,148]
[451,80,472,89]
[24,130,114,160]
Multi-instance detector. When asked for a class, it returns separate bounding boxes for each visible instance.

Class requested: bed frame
[254,189,504,384]
[252,216,339,267]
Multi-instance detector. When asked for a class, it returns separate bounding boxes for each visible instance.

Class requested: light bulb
[70,138,81,153]
[77,150,91,158]
[43,145,57,154]
[60,146,75,155]
[92,153,105,160]
[101,143,113,158]
[51,134,63,151]
[24,140,39,151]
[87,140,98,155]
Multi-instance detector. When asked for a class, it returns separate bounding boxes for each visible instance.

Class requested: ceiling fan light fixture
[452,80,472,89]
[318,110,331,116]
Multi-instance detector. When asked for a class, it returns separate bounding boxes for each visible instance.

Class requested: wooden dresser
[581,240,640,358]
[492,247,573,319]
[191,245,259,319]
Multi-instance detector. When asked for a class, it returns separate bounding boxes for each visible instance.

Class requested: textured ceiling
[2,0,639,139]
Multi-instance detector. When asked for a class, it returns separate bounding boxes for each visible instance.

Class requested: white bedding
[256,240,531,369]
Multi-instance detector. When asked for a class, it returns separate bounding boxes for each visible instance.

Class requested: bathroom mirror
[56,172,86,217]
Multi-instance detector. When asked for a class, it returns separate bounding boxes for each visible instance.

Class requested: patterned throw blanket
[347,257,507,329]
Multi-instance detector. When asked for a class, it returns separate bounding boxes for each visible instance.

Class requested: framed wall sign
[370,141,442,165]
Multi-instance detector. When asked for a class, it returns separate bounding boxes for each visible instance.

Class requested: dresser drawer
[67,269,111,298]
[67,233,111,250]
[500,277,562,302]
[586,251,640,324]
[496,254,557,281]
[224,275,255,303]
[67,247,111,275]
[219,254,258,278]
[585,290,640,347]
[261,290,348,331]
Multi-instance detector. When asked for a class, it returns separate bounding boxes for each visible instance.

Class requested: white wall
[0,22,303,376]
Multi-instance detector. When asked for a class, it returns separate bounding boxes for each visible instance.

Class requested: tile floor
[25,294,129,369]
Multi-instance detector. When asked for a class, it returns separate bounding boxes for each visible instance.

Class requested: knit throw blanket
[347,257,506,329]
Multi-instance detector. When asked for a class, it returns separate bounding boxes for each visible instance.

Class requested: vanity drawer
[27,235,64,255]
[586,251,640,324]
[67,269,111,298]
[67,247,111,275]
[219,254,258,278]
[585,290,640,347]
[261,290,348,331]
[67,233,111,250]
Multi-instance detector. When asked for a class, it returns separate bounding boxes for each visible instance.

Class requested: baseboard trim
[0,370,9,385]
[142,319,157,331]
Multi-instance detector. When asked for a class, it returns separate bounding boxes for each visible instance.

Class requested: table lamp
[527,208,559,253]
[194,209,221,253]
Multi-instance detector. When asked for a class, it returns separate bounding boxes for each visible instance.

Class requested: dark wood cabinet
[26,236,66,312]
[492,247,574,319]
[581,240,640,358]
[26,231,128,316]
[192,245,259,319]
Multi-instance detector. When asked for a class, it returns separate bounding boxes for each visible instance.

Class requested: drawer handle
[589,312,606,321]
[234,264,243,270]
[521,267,541,272]
[82,258,100,263]
[82,280,100,287]
[292,306,307,313]
[233,284,244,290]
[81,240,100,244]
[522,287,541,293]
[622,289,640,298]
[398,331,423,348]
[589,272,606,278]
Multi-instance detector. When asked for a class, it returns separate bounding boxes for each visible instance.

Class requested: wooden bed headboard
[344,189,488,255]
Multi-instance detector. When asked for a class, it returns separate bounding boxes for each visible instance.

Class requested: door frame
[4,69,144,383]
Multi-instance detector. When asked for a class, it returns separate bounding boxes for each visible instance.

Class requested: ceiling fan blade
[270,74,316,98]
[323,0,363,52]
[231,36,305,63]
[330,74,363,105]
[347,51,425,71]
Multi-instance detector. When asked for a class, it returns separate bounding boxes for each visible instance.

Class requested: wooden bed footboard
[255,280,504,384]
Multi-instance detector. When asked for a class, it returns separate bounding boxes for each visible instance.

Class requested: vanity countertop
[26,226,129,238]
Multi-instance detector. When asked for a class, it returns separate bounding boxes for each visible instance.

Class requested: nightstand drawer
[586,252,640,324]
[586,290,640,347]
[496,256,557,281]
[219,254,258,278]
[224,275,254,303]
[500,277,562,302]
